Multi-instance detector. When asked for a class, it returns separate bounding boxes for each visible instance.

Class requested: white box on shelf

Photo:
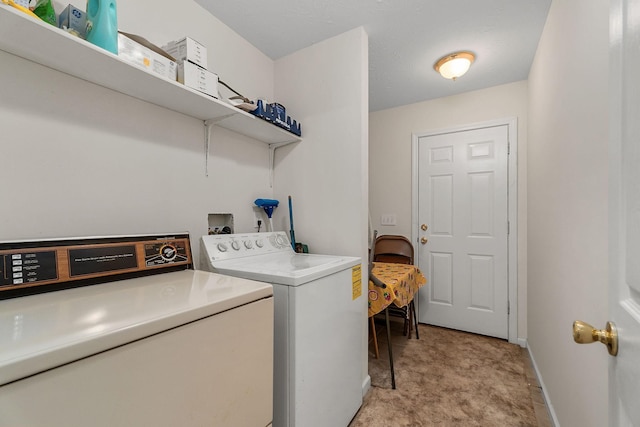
[118,32,177,81]
[178,61,218,98]
[162,37,208,70]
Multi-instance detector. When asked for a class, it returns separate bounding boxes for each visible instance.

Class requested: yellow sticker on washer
[352,265,362,300]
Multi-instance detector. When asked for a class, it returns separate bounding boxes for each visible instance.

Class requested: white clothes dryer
[0,234,274,427]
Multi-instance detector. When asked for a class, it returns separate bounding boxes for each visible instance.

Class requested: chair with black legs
[372,234,420,340]
[368,230,396,389]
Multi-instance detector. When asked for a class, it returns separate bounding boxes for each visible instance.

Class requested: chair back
[373,235,414,265]
[369,230,386,289]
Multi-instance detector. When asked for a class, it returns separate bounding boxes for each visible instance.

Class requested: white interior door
[609,0,640,423]
[416,125,509,339]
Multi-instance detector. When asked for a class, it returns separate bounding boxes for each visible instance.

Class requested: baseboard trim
[362,374,371,397]
[526,343,560,427]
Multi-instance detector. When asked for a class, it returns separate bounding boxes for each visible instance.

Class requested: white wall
[273,28,368,257]
[369,81,528,339]
[527,0,609,425]
[273,27,370,389]
[0,0,275,267]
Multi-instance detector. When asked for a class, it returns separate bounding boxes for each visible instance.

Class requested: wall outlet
[253,207,264,229]
[380,214,397,226]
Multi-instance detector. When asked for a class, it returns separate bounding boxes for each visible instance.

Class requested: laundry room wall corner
[273,26,370,395]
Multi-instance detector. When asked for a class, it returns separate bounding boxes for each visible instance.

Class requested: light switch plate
[380,214,397,226]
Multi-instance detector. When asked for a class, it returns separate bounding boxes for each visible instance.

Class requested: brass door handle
[420,237,428,244]
[421,224,428,231]
[573,320,618,356]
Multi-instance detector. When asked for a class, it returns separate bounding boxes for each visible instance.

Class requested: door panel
[431,175,453,235]
[431,252,453,304]
[469,255,494,310]
[469,171,494,236]
[417,125,509,339]
[610,0,640,422]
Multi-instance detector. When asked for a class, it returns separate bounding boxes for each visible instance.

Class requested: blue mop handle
[288,196,296,250]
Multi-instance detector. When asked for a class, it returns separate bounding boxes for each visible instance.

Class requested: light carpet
[349,322,540,426]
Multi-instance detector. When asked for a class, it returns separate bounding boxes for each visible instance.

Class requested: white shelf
[0,5,301,146]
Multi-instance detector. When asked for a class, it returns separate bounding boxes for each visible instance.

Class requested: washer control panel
[201,231,293,261]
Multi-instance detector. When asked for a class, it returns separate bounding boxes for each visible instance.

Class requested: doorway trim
[411,117,519,344]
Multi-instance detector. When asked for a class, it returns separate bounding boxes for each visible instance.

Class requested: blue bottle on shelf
[86,0,118,54]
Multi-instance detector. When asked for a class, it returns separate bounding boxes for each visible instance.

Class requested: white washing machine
[201,231,363,427]
[0,235,274,427]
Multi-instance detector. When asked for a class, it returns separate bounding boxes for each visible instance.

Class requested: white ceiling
[194,0,552,112]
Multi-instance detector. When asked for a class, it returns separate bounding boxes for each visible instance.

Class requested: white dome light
[434,52,475,80]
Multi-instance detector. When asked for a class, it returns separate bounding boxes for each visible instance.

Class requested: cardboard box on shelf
[162,37,208,70]
[58,4,86,39]
[178,61,218,98]
[117,32,177,81]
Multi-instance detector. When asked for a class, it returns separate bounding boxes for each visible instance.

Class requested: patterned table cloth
[368,262,427,317]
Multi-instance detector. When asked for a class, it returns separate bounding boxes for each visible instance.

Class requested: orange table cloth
[368,262,427,317]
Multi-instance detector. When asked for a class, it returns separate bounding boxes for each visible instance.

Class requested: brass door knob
[573,320,618,356]
[420,237,428,244]
[421,224,428,231]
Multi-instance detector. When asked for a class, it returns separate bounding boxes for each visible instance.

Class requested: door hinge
[507,141,511,155]
[508,301,510,315]
[507,221,510,235]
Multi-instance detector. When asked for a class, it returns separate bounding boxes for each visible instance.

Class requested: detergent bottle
[85,0,118,54]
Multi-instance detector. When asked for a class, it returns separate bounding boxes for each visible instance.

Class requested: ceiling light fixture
[434,51,475,81]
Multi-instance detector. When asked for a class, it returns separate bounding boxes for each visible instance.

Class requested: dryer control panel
[0,233,192,299]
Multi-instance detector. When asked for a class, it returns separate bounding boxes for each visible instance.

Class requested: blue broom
[288,196,296,250]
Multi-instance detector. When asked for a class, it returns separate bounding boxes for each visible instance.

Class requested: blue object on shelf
[86,0,118,54]
[250,100,302,137]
